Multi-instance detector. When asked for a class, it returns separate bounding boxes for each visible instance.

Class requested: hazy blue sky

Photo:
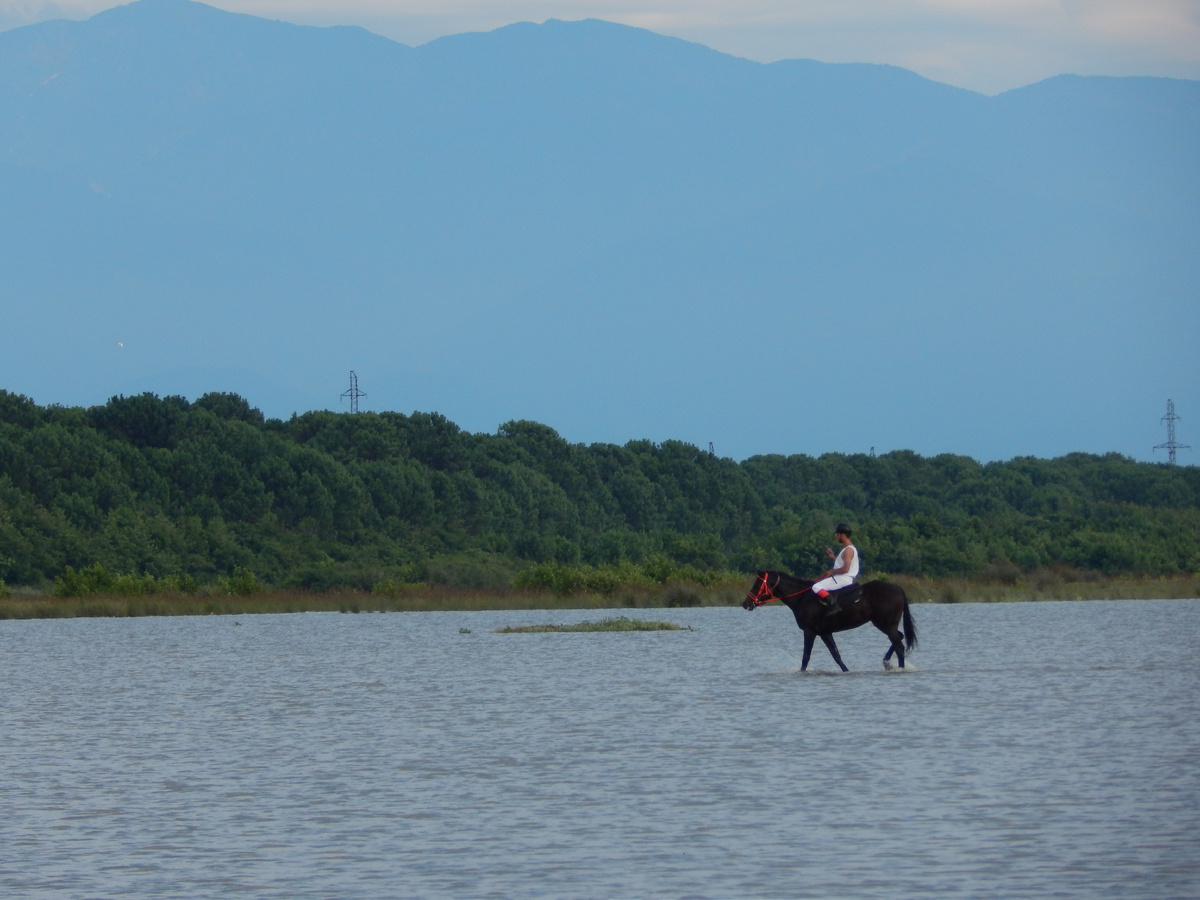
[1,0,1195,461]
[2,0,1198,93]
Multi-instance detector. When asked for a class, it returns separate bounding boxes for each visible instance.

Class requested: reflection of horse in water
[744,571,917,671]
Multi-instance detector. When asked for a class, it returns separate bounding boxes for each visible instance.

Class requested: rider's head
[835,523,852,539]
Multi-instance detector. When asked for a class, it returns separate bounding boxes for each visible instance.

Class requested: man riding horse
[811,523,859,612]
[743,523,917,670]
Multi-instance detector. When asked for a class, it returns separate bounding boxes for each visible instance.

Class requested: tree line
[0,390,1196,591]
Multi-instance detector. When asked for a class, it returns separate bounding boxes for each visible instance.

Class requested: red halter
[746,572,809,607]
[746,572,778,607]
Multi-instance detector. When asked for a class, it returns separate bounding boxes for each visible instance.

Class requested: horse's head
[743,570,812,610]
[743,571,776,610]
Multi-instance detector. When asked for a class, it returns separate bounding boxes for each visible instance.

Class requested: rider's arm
[830,547,853,576]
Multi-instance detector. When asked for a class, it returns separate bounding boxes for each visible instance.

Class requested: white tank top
[835,544,860,579]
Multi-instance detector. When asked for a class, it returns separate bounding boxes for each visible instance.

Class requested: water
[2,600,1197,898]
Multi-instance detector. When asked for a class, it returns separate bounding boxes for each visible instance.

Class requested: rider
[811,524,859,610]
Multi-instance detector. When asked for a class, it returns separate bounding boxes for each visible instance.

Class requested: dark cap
[835,523,852,536]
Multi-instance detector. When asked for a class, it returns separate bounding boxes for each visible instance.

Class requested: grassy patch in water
[494,616,686,633]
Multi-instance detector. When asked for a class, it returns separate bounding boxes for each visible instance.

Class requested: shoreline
[1,574,1196,620]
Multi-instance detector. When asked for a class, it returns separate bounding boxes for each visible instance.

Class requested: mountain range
[1,0,1196,460]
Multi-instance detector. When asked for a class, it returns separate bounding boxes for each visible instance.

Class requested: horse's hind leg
[820,633,850,672]
[884,627,906,669]
[875,618,906,669]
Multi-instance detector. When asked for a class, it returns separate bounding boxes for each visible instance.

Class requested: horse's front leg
[820,633,850,672]
[801,630,816,671]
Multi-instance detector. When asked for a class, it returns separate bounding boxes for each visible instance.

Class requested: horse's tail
[901,588,918,651]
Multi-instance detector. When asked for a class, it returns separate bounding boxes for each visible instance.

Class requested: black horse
[743,571,917,671]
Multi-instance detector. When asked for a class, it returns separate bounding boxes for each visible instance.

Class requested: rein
[747,573,808,607]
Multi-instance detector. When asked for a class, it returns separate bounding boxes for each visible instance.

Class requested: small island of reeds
[494,616,687,633]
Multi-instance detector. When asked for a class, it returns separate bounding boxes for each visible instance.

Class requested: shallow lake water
[2,599,1197,898]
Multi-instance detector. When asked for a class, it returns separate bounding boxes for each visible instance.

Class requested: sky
[2,0,1200,94]
[0,0,1195,462]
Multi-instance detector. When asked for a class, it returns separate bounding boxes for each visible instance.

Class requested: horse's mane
[765,570,812,587]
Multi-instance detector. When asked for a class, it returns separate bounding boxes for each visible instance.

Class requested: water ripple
[1,601,1197,898]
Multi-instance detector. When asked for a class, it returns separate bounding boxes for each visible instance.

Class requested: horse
[743,571,917,671]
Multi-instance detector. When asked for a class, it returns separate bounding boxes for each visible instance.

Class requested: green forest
[1,390,1197,595]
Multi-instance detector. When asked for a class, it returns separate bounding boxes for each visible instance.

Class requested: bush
[158,574,198,594]
[371,578,407,596]
[54,565,198,597]
[55,563,157,597]
[513,562,657,596]
[512,559,737,596]
[513,562,588,595]
[662,582,701,607]
[287,564,382,592]
[426,551,517,591]
[936,582,964,604]
[981,560,1022,585]
[217,567,265,595]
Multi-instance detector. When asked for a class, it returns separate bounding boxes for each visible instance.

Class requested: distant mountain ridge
[0,0,1196,461]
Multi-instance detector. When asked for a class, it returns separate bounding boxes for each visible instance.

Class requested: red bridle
[746,572,777,607]
[746,572,809,608]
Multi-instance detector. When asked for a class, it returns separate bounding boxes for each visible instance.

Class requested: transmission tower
[340,370,367,414]
[1153,399,1189,464]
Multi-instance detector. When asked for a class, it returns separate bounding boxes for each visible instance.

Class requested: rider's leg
[811,575,848,606]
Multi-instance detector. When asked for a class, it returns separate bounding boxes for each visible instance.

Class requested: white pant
[812,574,854,594]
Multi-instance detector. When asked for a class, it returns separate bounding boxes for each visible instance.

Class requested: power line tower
[1153,398,1189,464]
[340,370,366,414]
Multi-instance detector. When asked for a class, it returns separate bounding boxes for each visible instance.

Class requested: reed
[0,573,1195,619]
[494,617,685,633]
[886,572,1200,604]
[0,585,710,619]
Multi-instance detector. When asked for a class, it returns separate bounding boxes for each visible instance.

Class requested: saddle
[826,582,862,605]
